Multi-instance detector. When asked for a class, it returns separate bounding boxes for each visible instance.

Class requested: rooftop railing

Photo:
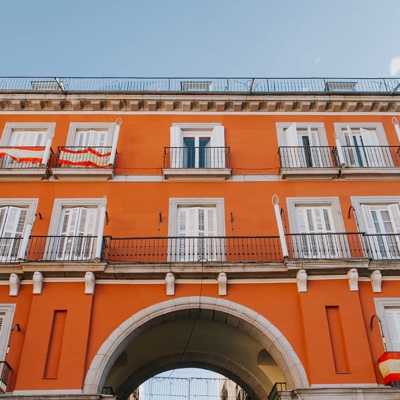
[0,77,399,94]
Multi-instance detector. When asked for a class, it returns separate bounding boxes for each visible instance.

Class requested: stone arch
[83,296,309,396]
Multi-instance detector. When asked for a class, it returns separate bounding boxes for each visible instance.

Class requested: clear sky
[1,0,400,78]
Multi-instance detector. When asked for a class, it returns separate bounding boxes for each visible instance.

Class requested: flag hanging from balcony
[58,147,111,168]
[0,146,45,163]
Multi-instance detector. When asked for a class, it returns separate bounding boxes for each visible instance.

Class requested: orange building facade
[0,77,399,399]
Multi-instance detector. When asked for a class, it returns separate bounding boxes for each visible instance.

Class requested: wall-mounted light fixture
[35,212,43,220]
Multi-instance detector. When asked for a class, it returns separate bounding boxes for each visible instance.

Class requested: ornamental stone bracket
[0,94,399,113]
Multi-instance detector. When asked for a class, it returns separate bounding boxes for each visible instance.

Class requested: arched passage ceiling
[104,310,284,400]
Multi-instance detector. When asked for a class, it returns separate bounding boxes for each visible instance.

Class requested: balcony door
[0,206,27,261]
[285,124,322,167]
[361,204,400,259]
[295,206,337,258]
[342,127,385,167]
[182,136,211,168]
[2,130,46,168]
[56,207,97,261]
[177,206,218,262]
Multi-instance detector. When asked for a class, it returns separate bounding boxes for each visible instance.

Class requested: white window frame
[0,304,16,362]
[276,122,330,168]
[47,198,106,261]
[168,198,225,262]
[276,122,328,147]
[0,199,38,260]
[286,197,346,258]
[375,299,400,351]
[66,123,115,147]
[170,123,226,169]
[334,122,390,168]
[0,123,55,147]
[351,196,400,259]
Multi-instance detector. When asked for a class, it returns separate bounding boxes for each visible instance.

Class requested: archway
[84,297,309,399]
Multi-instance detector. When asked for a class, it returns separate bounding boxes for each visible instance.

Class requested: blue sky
[1,0,400,78]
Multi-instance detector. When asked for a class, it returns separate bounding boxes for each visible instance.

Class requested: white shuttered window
[0,206,27,261]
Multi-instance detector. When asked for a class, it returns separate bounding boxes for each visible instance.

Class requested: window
[352,197,400,260]
[287,198,346,259]
[334,123,390,168]
[0,123,54,168]
[46,198,106,261]
[375,299,400,351]
[168,198,225,262]
[276,122,332,169]
[0,305,16,362]
[170,123,226,169]
[0,199,37,262]
[58,123,118,168]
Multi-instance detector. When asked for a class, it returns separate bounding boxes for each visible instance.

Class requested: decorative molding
[297,269,308,293]
[165,272,175,296]
[9,273,20,296]
[0,93,398,113]
[218,272,227,296]
[32,271,43,294]
[347,268,359,291]
[85,272,96,295]
[370,270,382,293]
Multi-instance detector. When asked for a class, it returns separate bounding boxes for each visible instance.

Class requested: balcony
[162,147,231,181]
[278,146,339,180]
[0,361,12,394]
[268,382,287,400]
[51,146,115,181]
[338,145,400,179]
[103,236,282,263]
[0,146,51,181]
[278,146,400,180]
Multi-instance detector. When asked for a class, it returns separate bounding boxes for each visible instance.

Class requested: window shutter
[308,126,322,167]
[1,207,27,238]
[0,208,6,235]
[285,123,299,147]
[361,205,375,233]
[360,128,379,147]
[388,204,400,233]
[211,126,225,147]
[10,131,46,147]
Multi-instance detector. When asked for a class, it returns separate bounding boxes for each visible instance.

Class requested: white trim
[13,389,83,395]
[168,198,225,236]
[276,122,328,146]
[0,304,16,362]
[286,197,345,233]
[351,196,400,233]
[66,123,115,146]
[375,298,400,351]
[334,122,389,146]
[0,123,55,146]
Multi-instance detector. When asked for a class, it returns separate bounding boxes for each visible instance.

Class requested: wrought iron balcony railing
[26,235,97,261]
[1,77,399,94]
[163,147,231,169]
[286,232,365,259]
[340,146,400,168]
[103,236,282,263]
[1,233,398,264]
[53,146,113,168]
[0,361,12,394]
[0,146,52,169]
[278,146,338,168]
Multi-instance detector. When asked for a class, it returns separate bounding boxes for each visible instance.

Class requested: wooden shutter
[308,126,322,167]
[0,207,27,260]
[360,128,384,167]
[361,205,375,233]
[387,204,400,233]
[9,131,46,146]
[285,123,301,167]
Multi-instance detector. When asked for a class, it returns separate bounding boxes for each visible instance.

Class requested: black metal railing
[0,237,23,263]
[340,146,400,168]
[163,147,231,169]
[363,234,400,260]
[268,382,287,400]
[0,361,12,394]
[278,146,337,168]
[0,146,50,169]
[1,77,399,94]
[286,232,365,259]
[26,236,97,261]
[53,146,113,168]
[103,236,282,263]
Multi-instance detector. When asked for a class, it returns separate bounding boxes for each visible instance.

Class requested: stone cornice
[0,93,399,113]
